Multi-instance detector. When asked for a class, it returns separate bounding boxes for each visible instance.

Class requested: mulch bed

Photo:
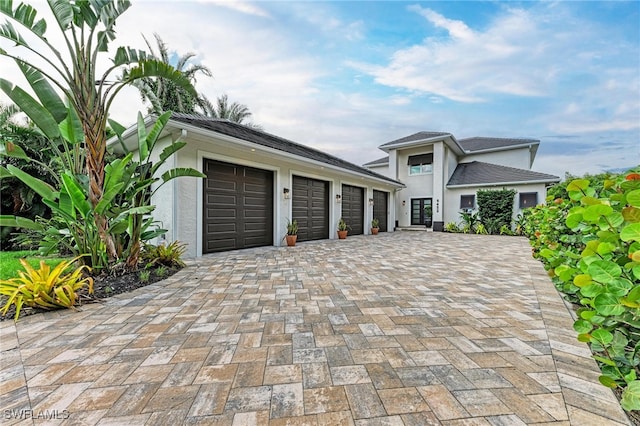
[0,265,180,322]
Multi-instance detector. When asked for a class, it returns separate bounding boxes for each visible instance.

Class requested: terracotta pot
[337,230,348,239]
[285,234,297,246]
[371,228,379,235]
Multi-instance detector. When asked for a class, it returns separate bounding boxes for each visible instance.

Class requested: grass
[0,250,70,280]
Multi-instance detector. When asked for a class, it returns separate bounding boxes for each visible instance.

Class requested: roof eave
[463,142,540,156]
[164,119,405,188]
[380,134,465,156]
[447,177,561,189]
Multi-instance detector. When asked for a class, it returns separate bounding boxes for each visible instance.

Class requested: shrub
[0,257,93,321]
[444,222,461,233]
[141,241,187,268]
[477,189,516,234]
[526,168,640,411]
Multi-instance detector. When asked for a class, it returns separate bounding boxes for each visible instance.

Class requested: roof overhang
[447,178,560,189]
[107,116,405,189]
[380,134,466,156]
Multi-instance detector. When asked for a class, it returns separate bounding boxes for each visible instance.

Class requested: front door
[411,198,432,227]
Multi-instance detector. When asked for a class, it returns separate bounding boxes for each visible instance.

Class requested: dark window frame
[460,194,475,209]
[519,192,538,209]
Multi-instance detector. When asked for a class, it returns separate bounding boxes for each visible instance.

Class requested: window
[460,195,475,209]
[407,153,433,175]
[519,192,538,209]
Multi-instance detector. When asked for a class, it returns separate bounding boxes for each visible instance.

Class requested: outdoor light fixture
[402,200,406,206]
[369,198,374,206]
[336,194,342,203]
[283,188,290,199]
[436,199,440,213]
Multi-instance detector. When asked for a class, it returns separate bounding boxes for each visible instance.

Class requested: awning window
[407,153,433,166]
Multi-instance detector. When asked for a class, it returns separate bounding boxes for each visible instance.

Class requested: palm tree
[135,34,262,129]
[134,33,212,114]
[201,93,262,129]
[0,0,196,262]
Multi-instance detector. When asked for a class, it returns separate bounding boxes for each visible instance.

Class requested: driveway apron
[0,232,631,425]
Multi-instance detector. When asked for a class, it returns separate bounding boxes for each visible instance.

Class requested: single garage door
[292,176,329,242]
[341,184,364,235]
[373,190,389,232]
[203,159,273,253]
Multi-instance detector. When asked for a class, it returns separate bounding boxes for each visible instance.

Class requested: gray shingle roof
[170,113,402,186]
[447,161,560,186]
[363,156,389,166]
[458,137,539,152]
[379,131,451,148]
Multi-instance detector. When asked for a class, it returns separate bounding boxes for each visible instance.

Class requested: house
[109,113,404,257]
[363,132,560,231]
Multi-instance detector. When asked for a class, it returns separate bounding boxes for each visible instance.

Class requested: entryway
[411,198,433,227]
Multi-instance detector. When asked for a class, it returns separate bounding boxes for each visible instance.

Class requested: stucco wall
[443,183,549,228]
[157,131,399,257]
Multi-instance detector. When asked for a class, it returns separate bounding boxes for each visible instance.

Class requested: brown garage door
[292,176,329,242]
[373,190,389,232]
[203,159,273,253]
[341,184,364,235]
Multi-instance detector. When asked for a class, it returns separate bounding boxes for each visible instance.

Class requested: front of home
[364,132,560,231]
[109,114,559,257]
[110,113,404,257]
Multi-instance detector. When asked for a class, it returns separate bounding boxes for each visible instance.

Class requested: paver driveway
[0,232,631,425]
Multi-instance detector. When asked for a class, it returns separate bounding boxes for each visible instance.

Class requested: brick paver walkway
[0,232,631,425]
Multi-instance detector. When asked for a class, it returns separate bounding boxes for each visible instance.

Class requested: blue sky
[2,1,639,178]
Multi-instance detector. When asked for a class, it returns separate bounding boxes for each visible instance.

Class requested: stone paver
[0,232,632,425]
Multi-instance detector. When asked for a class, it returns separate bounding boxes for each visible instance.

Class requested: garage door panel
[341,185,364,235]
[292,175,329,242]
[203,159,273,253]
[373,190,388,232]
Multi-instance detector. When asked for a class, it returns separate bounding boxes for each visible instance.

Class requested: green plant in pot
[371,218,380,235]
[337,218,350,239]
[284,219,298,246]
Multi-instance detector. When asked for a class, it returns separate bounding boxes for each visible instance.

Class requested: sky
[1,0,639,179]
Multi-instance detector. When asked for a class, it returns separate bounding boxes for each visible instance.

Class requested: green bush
[477,189,516,234]
[526,168,640,411]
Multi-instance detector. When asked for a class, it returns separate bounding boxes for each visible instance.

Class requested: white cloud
[198,0,271,18]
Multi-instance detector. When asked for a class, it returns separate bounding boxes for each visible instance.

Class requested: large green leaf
[0,79,60,139]
[4,2,47,36]
[583,204,613,222]
[122,60,197,98]
[161,167,206,183]
[621,380,640,411]
[16,62,66,123]
[48,0,74,30]
[6,164,55,200]
[0,215,44,230]
[588,260,622,282]
[0,141,28,159]
[621,223,640,242]
[95,182,124,214]
[58,105,84,144]
[627,189,640,208]
[136,112,148,160]
[145,110,171,155]
[61,174,91,218]
[593,293,625,316]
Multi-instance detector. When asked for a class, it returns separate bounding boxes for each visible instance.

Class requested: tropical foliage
[0,1,203,272]
[0,256,93,321]
[0,0,196,268]
[525,168,640,411]
[477,189,516,234]
[141,240,187,269]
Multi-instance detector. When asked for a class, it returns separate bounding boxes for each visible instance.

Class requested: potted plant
[284,219,298,246]
[371,218,380,235]
[424,205,433,228]
[337,218,350,239]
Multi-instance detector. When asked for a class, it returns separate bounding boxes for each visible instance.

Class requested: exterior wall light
[336,194,342,203]
[368,198,374,206]
[283,188,290,199]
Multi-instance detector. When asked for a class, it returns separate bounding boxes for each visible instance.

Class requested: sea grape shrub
[526,169,640,411]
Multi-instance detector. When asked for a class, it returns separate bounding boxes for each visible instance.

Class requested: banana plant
[0,0,196,263]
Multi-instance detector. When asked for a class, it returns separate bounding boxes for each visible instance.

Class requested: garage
[372,190,389,232]
[203,159,273,253]
[341,184,364,235]
[292,176,329,242]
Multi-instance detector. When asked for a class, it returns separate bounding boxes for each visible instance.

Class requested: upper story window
[519,192,538,209]
[407,153,433,176]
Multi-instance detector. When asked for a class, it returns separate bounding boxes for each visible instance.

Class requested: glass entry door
[411,198,433,227]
